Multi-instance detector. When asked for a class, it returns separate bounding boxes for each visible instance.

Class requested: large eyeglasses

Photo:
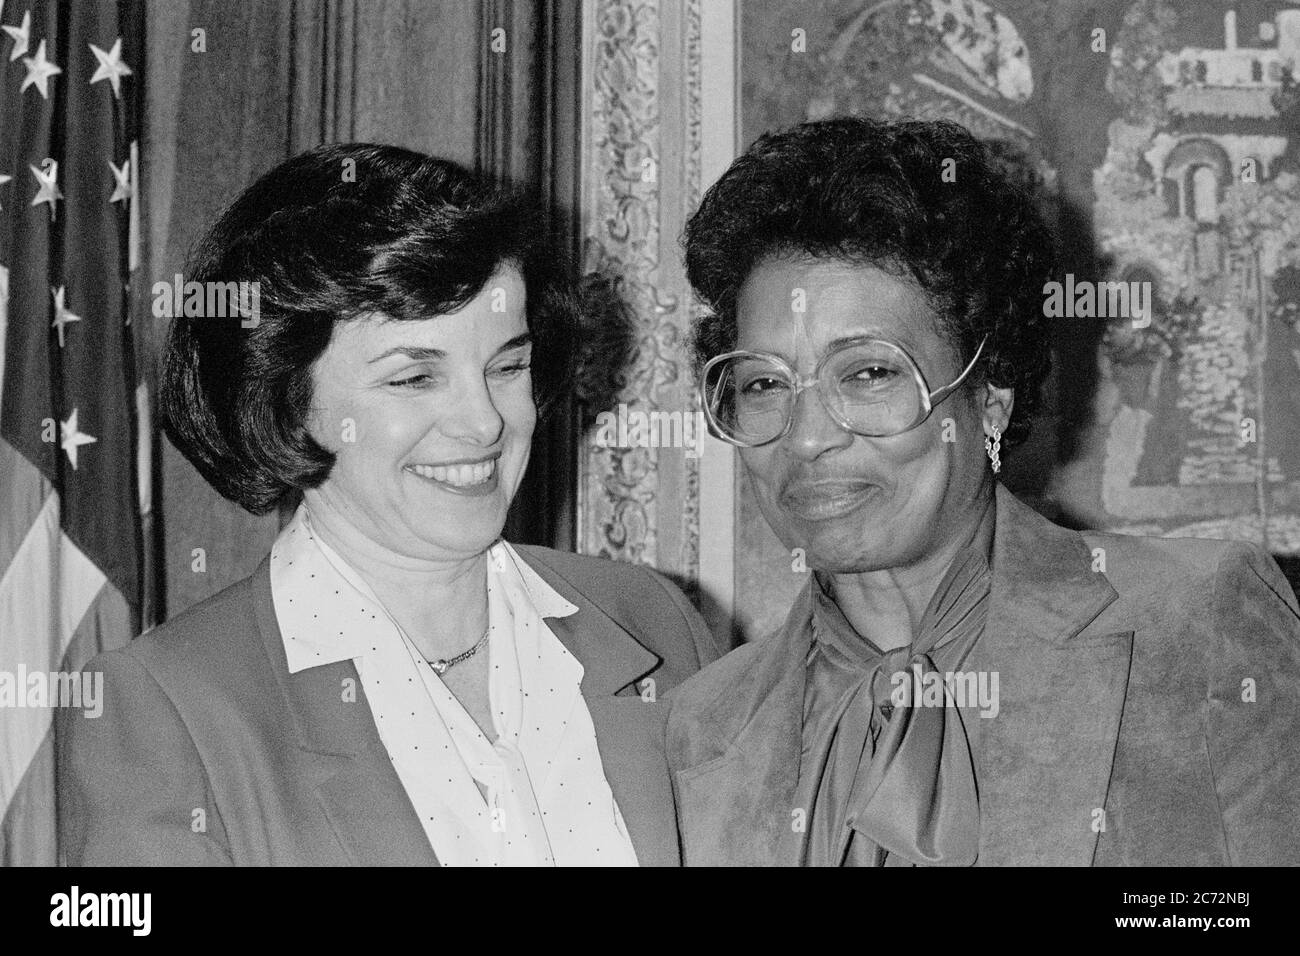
[700,335,987,447]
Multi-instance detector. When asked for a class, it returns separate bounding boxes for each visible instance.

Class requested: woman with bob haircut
[58,143,719,867]
[667,116,1300,866]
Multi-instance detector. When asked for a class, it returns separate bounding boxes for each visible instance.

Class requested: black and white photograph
[0,0,1297,923]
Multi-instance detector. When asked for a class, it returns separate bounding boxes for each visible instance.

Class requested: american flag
[0,0,149,865]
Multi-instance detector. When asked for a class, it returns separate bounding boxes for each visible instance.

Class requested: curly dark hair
[684,116,1055,448]
[161,143,576,515]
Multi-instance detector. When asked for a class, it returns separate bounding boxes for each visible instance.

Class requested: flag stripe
[0,724,57,865]
[0,263,7,405]
[0,574,129,865]
[0,494,106,821]
[0,440,50,587]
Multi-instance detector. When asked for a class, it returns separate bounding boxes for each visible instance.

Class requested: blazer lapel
[667,488,1132,867]
[963,486,1133,866]
[251,560,439,866]
[584,697,680,866]
[517,550,662,696]
[671,589,812,866]
[257,546,669,866]
[516,548,682,863]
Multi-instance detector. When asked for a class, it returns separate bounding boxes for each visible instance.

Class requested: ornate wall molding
[578,0,705,590]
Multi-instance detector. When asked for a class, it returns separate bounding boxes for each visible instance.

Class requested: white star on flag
[20,38,61,99]
[109,158,132,204]
[51,285,81,348]
[88,37,132,99]
[0,172,11,212]
[2,8,29,62]
[29,159,61,220]
[60,407,98,470]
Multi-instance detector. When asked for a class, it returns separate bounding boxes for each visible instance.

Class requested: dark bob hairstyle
[684,116,1055,448]
[161,143,576,515]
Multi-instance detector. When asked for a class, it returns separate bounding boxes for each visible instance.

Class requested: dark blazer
[666,484,1300,866]
[58,545,721,866]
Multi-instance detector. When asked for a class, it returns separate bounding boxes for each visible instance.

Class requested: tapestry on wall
[734,0,1300,639]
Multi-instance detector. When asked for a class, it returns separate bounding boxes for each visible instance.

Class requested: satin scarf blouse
[796,502,994,866]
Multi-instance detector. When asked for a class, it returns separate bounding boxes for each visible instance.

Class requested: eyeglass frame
[699,333,989,448]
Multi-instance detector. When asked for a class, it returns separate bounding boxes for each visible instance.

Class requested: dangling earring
[984,425,1002,475]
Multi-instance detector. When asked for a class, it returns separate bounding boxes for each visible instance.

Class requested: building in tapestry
[1096,2,1300,551]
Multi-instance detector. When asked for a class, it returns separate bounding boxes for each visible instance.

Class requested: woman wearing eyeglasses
[58,145,720,867]
[667,117,1300,866]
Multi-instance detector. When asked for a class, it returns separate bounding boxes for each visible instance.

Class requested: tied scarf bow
[806,547,990,867]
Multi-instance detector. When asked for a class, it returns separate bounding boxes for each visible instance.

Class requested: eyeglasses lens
[705,341,924,444]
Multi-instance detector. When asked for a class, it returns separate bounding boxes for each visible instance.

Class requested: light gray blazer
[58,545,720,866]
[666,484,1300,865]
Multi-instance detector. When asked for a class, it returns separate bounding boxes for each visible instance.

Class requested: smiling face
[734,256,1006,574]
[303,264,535,563]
